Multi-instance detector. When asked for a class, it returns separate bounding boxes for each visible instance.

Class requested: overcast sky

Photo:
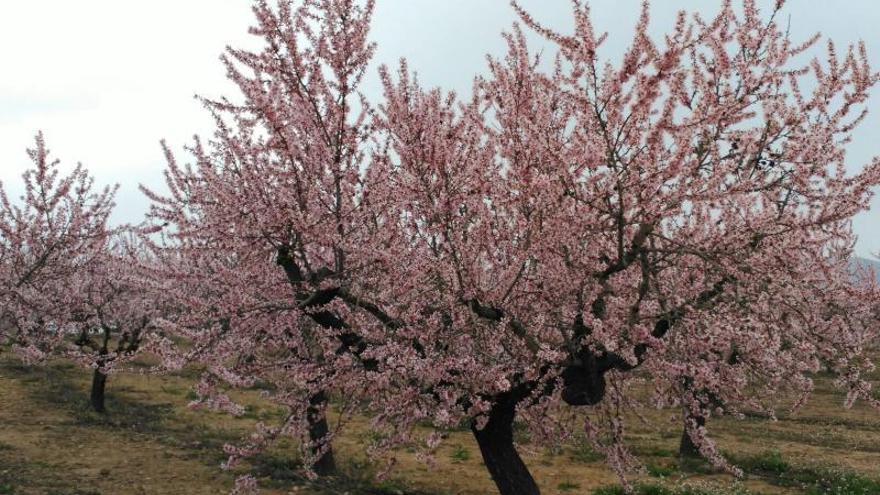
[1,0,878,256]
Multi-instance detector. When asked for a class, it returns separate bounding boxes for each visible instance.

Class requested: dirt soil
[0,352,878,494]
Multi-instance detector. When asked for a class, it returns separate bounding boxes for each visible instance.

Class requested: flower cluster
[50,0,880,493]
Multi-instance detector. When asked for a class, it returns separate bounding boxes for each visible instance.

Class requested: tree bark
[307,391,336,476]
[471,390,540,495]
[90,367,107,413]
[679,413,706,458]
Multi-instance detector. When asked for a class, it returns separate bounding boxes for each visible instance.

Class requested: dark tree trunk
[471,390,540,495]
[679,412,706,458]
[90,367,107,413]
[561,351,607,406]
[307,391,336,476]
[89,326,114,414]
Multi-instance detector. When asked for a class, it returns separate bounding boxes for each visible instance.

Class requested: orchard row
[2,1,879,494]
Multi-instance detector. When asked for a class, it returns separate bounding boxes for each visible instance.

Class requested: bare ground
[0,353,878,495]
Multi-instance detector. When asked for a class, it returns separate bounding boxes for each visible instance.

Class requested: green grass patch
[596,452,880,495]
[730,450,880,494]
[646,462,677,477]
[775,466,880,494]
[450,444,470,462]
[570,439,604,463]
[677,456,715,475]
[802,469,880,494]
[734,450,790,475]
[558,480,581,491]
[249,453,305,486]
[592,482,752,495]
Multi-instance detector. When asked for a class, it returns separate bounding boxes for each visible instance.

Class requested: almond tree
[663,255,879,459]
[0,134,155,412]
[0,132,116,359]
[366,2,880,491]
[70,233,161,412]
[145,1,880,494]
[142,0,377,476]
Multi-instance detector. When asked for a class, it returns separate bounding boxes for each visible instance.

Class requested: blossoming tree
[70,234,162,412]
[0,133,116,357]
[145,1,880,494]
[0,134,156,413]
[142,0,379,476]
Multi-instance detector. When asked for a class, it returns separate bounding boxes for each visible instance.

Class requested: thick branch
[463,298,540,354]
[599,276,732,372]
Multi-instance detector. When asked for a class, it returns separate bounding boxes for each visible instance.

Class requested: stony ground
[0,351,878,495]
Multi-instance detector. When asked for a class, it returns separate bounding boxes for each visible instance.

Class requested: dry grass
[0,351,878,495]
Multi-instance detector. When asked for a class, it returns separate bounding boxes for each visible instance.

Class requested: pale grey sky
[1,1,878,256]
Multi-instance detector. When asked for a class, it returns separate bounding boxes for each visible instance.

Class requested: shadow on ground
[0,357,436,495]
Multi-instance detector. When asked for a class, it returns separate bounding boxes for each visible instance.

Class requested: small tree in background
[0,133,157,413]
[0,132,116,361]
[70,233,161,412]
[664,258,879,460]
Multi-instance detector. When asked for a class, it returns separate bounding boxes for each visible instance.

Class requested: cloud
[2,0,878,256]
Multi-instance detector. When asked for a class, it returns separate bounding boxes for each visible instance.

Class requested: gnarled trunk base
[471,390,539,495]
[90,368,107,413]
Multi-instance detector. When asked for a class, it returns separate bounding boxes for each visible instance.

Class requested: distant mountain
[853,256,880,282]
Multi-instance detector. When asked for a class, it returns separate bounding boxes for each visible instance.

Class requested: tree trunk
[471,391,540,495]
[307,391,336,476]
[679,412,706,458]
[90,367,107,413]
